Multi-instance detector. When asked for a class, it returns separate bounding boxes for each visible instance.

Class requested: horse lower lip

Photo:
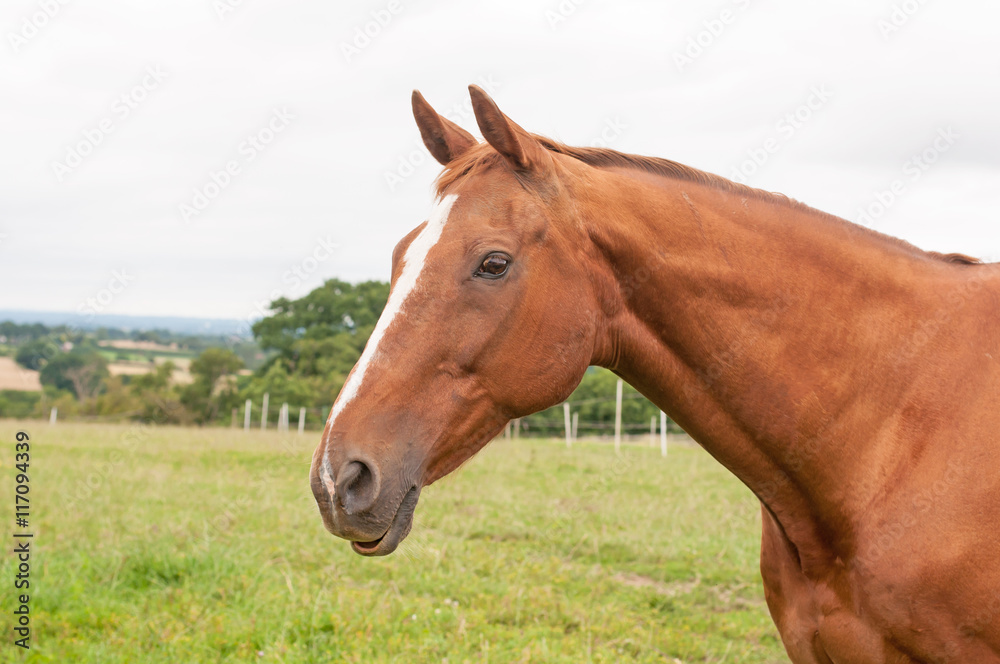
[352,534,386,551]
[349,486,419,556]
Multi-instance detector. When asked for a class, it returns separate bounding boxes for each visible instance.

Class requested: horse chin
[350,486,420,557]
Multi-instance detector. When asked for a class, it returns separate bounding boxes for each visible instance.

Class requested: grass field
[0,421,787,663]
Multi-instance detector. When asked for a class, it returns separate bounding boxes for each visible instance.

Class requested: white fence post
[281,403,289,433]
[512,418,520,440]
[614,379,623,453]
[244,399,251,432]
[261,393,269,431]
[660,411,668,458]
[563,402,572,448]
[49,407,57,425]
[298,407,306,434]
[571,411,578,442]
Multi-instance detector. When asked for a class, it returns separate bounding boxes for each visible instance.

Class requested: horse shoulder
[759,504,915,663]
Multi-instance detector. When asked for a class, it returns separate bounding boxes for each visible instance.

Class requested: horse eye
[476,253,510,279]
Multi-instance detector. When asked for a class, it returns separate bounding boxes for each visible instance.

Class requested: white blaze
[325,194,458,431]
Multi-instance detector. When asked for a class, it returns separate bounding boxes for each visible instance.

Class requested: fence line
[12,375,676,445]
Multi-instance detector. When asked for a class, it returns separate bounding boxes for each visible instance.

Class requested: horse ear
[468,85,548,172]
[412,90,477,166]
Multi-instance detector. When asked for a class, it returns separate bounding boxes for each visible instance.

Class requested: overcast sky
[2,0,998,321]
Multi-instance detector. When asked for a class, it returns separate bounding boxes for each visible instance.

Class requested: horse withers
[310,86,1000,663]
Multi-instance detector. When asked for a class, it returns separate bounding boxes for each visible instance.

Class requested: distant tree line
[1,279,675,436]
[0,322,263,424]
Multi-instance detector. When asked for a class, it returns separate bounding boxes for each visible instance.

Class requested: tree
[15,337,61,370]
[94,376,139,417]
[182,348,244,424]
[189,348,244,389]
[241,362,318,412]
[39,351,109,400]
[130,361,176,392]
[1,322,54,343]
[288,333,368,381]
[242,279,391,425]
[0,390,42,418]
[252,278,389,364]
[130,361,191,425]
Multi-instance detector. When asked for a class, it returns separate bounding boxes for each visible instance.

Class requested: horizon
[0,308,257,337]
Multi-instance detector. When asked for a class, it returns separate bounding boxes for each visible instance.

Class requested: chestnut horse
[310,86,1000,662]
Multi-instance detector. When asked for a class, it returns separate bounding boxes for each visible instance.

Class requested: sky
[2,0,998,321]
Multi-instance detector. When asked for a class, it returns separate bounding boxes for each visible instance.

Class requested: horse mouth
[350,486,420,556]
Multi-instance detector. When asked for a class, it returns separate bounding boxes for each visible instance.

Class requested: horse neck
[578,168,952,565]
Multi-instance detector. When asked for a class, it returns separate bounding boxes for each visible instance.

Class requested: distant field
[96,341,195,384]
[97,340,186,353]
[0,421,786,663]
[105,356,194,384]
[0,351,193,391]
[0,356,41,391]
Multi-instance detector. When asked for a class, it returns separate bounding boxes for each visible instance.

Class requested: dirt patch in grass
[614,571,702,597]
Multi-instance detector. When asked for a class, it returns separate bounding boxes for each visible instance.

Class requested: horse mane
[924,252,981,265]
[435,136,982,267]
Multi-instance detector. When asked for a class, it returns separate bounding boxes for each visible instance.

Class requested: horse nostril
[336,459,379,515]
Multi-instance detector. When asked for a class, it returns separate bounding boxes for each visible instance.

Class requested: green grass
[0,421,786,663]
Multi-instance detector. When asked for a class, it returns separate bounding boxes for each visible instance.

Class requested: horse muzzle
[309,451,421,556]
